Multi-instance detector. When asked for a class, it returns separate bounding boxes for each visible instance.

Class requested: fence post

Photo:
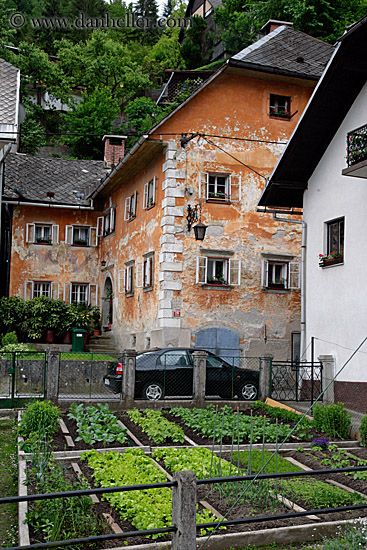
[318,354,335,404]
[172,470,197,550]
[259,355,272,401]
[192,351,207,408]
[46,350,60,403]
[123,349,137,407]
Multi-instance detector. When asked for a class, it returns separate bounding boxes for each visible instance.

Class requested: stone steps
[85,332,121,356]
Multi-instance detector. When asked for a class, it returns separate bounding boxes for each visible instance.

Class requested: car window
[158,351,190,367]
[206,355,223,368]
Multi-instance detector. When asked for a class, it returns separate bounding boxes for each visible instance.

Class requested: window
[71,283,89,304]
[26,223,59,245]
[136,253,154,290]
[33,281,51,298]
[121,261,134,295]
[196,254,241,285]
[97,206,116,237]
[327,218,344,257]
[261,255,300,290]
[124,191,137,221]
[269,94,291,119]
[24,281,60,300]
[65,225,97,246]
[143,178,156,209]
[199,172,241,202]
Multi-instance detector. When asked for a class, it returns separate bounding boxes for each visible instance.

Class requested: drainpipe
[272,213,307,361]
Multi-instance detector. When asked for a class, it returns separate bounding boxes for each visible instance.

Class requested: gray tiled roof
[232,26,334,79]
[4,153,106,205]
[0,59,19,125]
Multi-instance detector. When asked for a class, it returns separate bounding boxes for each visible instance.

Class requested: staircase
[86,331,121,357]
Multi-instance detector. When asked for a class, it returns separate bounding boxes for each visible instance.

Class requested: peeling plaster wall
[10,206,101,300]
[98,72,311,358]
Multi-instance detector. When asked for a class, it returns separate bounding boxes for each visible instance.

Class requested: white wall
[303,82,367,382]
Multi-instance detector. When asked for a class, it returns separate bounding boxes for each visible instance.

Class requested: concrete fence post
[259,355,273,401]
[123,349,137,407]
[172,470,197,550]
[45,350,60,403]
[318,354,335,404]
[192,351,207,408]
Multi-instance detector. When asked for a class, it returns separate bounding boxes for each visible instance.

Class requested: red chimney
[261,20,293,35]
[103,135,127,169]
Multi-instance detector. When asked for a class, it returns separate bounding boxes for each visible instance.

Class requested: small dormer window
[269,94,291,119]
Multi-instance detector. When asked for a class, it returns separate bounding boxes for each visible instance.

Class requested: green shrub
[2,331,18,346]
[359,415,367,447]
[19,400,60,440]
[312,402,351,439]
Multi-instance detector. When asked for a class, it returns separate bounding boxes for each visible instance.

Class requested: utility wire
[199,336,367,549]
[314,337,367,355]
[202,135,268,181]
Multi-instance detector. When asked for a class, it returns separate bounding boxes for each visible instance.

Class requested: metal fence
[270,361,323,402]
[0,351,46,408]
[58,352,122,400]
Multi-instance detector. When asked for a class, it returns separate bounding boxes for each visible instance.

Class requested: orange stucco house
[5,24,334,360]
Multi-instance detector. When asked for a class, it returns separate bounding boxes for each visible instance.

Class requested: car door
[205,353,233,398]
[157,350,193,397]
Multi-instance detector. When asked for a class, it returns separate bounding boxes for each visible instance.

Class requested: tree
[143,31,183,82]
[181,15,213,69]
[62,88,121,158]
[0,0,16,55]
[57,31,151,103]
[20,103,47,155]
[133,0,161,44]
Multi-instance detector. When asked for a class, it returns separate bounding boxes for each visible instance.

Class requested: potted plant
[36,236,52,244]
[91,306,102,336]
[74,238,88,246]
[207,276,228,285]
[319,252,343,267]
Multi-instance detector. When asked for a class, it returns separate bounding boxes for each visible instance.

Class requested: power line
[202,135,268,181]
[314,337,367,355]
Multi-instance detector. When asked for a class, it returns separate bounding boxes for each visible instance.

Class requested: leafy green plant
[81,448,221,539]
[67,403,127,446]
[18,401,60,441]
[359,415,367,447]
[127,409,185,444]
[312,402,351,439]
[1,332,18,346]
[281,477,365,508]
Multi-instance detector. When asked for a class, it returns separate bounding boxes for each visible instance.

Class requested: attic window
[269,94,291,120]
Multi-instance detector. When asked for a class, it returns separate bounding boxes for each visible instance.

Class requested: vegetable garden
[9,400,367,549]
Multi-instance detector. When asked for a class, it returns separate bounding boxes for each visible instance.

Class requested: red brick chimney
[261,20,293,35]
[103,135,127,169]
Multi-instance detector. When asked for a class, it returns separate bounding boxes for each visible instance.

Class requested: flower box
[319,256,343,267]
[35,238,52,244]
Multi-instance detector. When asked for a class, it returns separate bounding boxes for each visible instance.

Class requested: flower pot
[45,330,55,344]
[63,331,72,344]
[92,329,101,337]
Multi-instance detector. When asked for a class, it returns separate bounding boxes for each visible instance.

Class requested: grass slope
[0,415,18,547]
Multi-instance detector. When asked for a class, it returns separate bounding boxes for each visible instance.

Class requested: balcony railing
[346,124,367,166]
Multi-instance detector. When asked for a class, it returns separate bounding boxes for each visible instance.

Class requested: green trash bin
[71,328,87,352]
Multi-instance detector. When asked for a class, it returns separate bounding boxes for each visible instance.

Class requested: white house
[258,17,367,413]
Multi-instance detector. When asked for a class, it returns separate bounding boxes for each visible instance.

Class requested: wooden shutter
[63,282,71,302]
[199,172,208,199]
[96,217,104,237]
[24,280,32,299]
[136,262,143,287]
[52,225,59,244]
[230,174,241,202]
[289,262,301,289]
[196,256,207,284]
[229,259,241,285]
[261,260,269,288]
[124,197,131,221]
[89,283,98,305]
[26,223,35,244]
[65,225,73,244]
[143,183,148,209]
[51,282,60,299]
[110,207,115,232]
[90,227,97,246]
[152,177,156,206]
[131,191,137,216]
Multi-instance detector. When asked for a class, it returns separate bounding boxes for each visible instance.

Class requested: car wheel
[143,382,163,400]
[239,383,258,400]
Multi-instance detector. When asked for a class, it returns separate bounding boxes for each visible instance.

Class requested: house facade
[88,26,333,359]
[258,17,367,411]
[4,27,334,361]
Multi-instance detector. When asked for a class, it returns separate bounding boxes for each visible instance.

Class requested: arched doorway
[102,277,113,329]
[195,327,240,365]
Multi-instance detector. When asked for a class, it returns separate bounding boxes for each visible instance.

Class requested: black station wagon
[103,348,259,400]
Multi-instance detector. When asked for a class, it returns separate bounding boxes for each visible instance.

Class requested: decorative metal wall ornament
[186,203,207,241]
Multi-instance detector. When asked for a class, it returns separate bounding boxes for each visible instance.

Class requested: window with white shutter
[198,172,241,202]
[125,191,137,220]
[124,262,134,295]
[196,254,240,286]
[261,255,300,290]
[143,177,156,209]
[143,253,154,289]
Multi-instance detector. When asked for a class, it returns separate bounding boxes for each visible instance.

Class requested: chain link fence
[0,351,46,407]
[204,356,261,400]
[58,352,122,400]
